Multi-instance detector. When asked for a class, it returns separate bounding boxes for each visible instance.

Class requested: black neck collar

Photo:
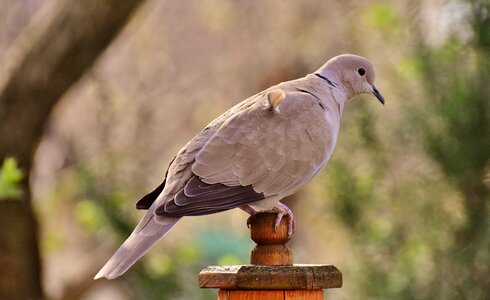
[314,73,337,88]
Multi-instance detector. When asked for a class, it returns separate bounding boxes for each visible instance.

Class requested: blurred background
[0,0,488,299]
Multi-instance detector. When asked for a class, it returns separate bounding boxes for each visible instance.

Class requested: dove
[94,54,384,280]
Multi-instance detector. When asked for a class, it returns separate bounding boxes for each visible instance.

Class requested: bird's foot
[272,202,295,237]
[240,203,295,237]
[240,205,258,228]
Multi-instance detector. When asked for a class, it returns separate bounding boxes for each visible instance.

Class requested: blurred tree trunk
[0,0,145,298]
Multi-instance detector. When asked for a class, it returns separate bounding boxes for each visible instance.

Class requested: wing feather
[156,175,265,216]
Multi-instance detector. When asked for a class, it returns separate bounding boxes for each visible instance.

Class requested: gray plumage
[94,54,384,280]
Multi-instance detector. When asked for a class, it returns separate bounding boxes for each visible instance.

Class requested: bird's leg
[240,205,258,228]
[272,202,296,237]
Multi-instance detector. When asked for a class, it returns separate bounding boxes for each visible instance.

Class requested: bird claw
[241,203,295,236]
[273,202,295,237]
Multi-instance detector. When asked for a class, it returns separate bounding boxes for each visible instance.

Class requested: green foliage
[364,3,400,29]
[74,199,108,232]
[328,160,375,229]
[415,1,490,244]
[146,253,174,276]
[0,157,24,199]
[321,4,490,296]
[380,1,489,298]
[363,3,402,38]
[415,36,489,191]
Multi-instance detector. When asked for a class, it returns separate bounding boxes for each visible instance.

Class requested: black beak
[371,84,385,105]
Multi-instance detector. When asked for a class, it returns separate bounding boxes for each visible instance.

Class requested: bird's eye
[358,67,366,76]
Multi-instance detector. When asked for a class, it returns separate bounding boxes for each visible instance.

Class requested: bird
[94,54,384,280]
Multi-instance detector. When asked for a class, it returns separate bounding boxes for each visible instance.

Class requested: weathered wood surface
[218,289,323,300]
[199,265,342,290]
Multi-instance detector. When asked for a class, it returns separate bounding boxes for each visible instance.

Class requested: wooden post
[199,213,342,299]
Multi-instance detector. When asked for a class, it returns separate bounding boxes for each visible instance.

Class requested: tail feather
[94,212,180,280]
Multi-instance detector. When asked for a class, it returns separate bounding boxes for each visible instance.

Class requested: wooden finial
[249,213,293,265]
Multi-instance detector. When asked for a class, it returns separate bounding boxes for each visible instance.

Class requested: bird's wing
[155,175,265,216]
[155,84,336,217]
[193,88,333,195]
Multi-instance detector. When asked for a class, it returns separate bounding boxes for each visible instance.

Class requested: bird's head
[317,54,384,104]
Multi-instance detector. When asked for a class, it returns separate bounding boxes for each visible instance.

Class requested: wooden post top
[199,264,342,290]
[199,212,343,291]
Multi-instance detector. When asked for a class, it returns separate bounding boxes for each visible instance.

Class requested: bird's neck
[307,73,347,116]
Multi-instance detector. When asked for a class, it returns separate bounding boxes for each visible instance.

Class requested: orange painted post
[199,213,342,299]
